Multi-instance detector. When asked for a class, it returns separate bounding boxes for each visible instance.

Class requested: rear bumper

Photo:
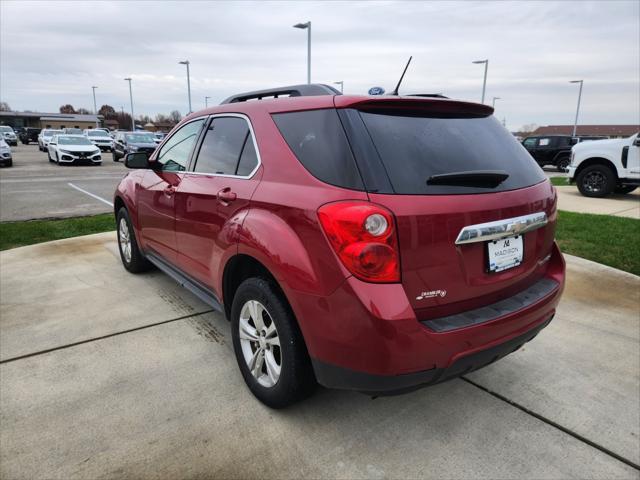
[292,242,565,393]
[312,314,553,394]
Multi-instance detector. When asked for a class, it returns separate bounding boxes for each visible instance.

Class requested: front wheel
[47,150,52,162]
[614,185,637,194]
[116,208,152,273]
[556,157,570,172]
[231,278,316,408]
[112,151,119,162]
[576,164,615,197]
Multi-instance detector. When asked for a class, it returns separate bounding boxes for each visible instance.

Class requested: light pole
[91,86,99,127]
[472,59,489,104]
[124,78,135,131]
[179,60,192,114]
[570,80,583,137]
[333,81,343,93]
[205,96,211,108]
[492,96,500,109]
[293,21,311,84]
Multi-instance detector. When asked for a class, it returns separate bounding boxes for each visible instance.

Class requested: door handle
[217,187,237,205]
[163,186,176,197]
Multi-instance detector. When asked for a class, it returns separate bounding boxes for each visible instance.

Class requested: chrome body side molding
[455,212,548,245]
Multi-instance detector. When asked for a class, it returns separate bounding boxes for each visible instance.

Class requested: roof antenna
[391,56,412,96]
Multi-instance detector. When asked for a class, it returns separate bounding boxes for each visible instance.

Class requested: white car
[83,129,113,151]
[48,135,102,165]
[0,139,12,167]
[568,133,640,197]
[0,126,18,146]
[38,129,63,151]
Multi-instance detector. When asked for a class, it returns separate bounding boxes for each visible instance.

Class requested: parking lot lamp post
[91,86,98,127]
[492,96,500,109]
[124,78,135,131]
[570,80,583,137]
[293,22,311,84]
[472,59,489,104]
[333,81,344,93]
[179,61,192,114]
[205,96,211,108]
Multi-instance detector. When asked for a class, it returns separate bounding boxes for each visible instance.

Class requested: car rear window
[358,111,545,194]
[272,109,364,190]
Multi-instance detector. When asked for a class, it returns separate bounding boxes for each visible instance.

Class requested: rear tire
[576,164,615,197]
[556,156,570,172]
[113,151,119,162]
[614,185,637,194]
[116,207,152,273]
[231,278,316,408]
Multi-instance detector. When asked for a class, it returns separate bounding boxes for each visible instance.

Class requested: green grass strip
[550,176,571,187]
[556,210,640,276]
[0,214,115,251]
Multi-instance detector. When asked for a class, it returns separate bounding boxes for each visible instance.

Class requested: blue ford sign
[368,86,385,96]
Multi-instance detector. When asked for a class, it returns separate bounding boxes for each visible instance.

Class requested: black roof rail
[220,83,341,104]
[407,93,449,99]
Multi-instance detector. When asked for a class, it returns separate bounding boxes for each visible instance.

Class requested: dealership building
[0,111,103,130]
[531,124,639,138]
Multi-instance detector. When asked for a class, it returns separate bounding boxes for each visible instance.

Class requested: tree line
[57,104,182,129]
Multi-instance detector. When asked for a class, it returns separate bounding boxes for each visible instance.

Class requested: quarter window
[157,119,204,171]
[539,138,551,146]
[193,117,258,176]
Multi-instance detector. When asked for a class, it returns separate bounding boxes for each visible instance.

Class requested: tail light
[318,201,400,283]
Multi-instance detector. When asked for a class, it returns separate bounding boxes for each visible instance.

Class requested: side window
[523,138,537,147]
[538,138,551,147]
[193,117,257,176]
[157,119,204,172]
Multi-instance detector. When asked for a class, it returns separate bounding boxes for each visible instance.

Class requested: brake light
[318,201,400,283]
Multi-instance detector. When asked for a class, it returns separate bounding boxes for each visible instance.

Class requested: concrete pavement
[1,233,639,479]
[556,186,640,219]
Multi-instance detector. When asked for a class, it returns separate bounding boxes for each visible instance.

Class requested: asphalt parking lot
[0,232,638,479]
[0,143,124,221]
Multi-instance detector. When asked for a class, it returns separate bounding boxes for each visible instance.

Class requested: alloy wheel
[238,300,281,388]
[118,218,132,263]
[583,170,606,193]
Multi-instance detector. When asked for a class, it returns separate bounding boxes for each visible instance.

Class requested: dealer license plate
[487,236,523,273]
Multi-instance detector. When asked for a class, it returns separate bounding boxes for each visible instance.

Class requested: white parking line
[67,183,114,207]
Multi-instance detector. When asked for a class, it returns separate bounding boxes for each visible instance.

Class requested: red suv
[114,84,565,408]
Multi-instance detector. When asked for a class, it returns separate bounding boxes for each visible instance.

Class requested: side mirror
[125,152,152,169]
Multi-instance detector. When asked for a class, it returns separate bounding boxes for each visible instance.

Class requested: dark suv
[112,131,157,161]
[114,84,565,408]
[19,128,42,145]
[522,135,607,171]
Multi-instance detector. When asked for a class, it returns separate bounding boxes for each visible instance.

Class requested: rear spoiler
[334,96,494,117]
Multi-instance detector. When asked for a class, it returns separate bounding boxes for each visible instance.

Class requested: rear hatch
[337,98,556,318]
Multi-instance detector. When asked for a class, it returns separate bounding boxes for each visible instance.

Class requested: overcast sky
[1,0,638,130]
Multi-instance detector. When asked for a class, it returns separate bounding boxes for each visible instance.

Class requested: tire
[113,151,119,162]
[47,150,52,162]
[614,185,637,194]
[231,278,316,408]
[116,207,152,273]
[576,164,616,197]
[556,157,570,172]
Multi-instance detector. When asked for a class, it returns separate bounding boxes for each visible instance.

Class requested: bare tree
[76,108,91,115]
[0,102,11,112]
[59,104,76,114]
[169,110,182,124]
[519,123,539,134]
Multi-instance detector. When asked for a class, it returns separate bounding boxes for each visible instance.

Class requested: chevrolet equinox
[114,84,565,408]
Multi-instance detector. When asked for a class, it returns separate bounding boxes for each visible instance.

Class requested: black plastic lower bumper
[312,315,553,395]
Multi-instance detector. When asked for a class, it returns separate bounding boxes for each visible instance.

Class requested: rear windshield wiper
[426,170,509,188]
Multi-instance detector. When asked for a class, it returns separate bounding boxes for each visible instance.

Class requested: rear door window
[358,111,545,195]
